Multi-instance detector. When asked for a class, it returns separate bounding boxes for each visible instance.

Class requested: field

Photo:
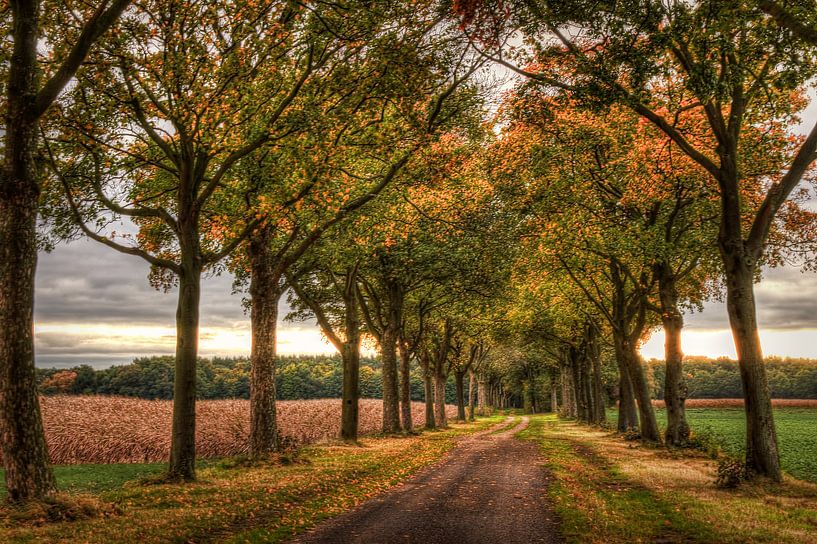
[521,415,817,544]
[652,398,817,408]
[611,405,817,482]
[0,418,502,542]
[0,396,457,465]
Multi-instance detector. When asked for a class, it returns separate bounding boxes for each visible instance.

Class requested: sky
[31,76,817,369]
[33,225,817,368]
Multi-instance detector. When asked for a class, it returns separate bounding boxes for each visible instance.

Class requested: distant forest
[36,355,817,402]
[36,355,458,403]
[647,357,817,400]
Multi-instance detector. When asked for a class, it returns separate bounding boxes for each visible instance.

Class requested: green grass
[608,407,817,482]
[518,415,717,543]
[0,463,167,500]
[521,414,817,544]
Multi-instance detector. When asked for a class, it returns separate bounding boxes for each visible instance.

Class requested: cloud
[34,225,817,365]
[36,238,246,327]
[33,237,328,367]
[682,265,817,331]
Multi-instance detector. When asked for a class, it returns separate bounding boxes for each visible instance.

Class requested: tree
[425,318,455,428]
[467,2,817,470]
[49,0,326,481]
[239,4,487,449]
[0,0,130,503]
[451,339,489,420]
[288,261,363,441]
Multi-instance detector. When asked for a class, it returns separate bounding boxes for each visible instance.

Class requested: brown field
[651,398,817,408]
[4,396,458,465]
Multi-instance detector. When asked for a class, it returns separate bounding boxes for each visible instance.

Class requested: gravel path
[290,417,563,544]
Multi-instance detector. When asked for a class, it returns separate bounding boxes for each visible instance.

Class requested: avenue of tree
[3,0,817,502]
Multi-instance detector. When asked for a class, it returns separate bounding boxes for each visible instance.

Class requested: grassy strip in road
[520,414,817,544]
[0,416,503,543]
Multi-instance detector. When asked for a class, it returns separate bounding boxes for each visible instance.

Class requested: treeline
[648,357,817,400]
[36,356,457,403]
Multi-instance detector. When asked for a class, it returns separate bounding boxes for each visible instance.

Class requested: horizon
[34,235,817,367]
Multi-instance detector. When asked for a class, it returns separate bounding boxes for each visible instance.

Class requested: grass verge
[0,416,502,543]
[520,414,817,544]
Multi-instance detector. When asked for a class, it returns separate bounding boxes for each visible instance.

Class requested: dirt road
[290,417,562,544]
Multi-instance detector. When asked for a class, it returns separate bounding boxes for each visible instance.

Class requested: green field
[610,407,817,482]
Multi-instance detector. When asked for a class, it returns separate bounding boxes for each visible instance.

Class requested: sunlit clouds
[35,322,337,367]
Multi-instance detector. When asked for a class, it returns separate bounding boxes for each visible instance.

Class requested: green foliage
[647,357,817,399]
[36,356,457,403]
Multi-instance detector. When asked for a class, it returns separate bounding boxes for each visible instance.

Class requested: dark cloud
[682,265,817,331]
[32,229,817,366]
[35,238,246,327]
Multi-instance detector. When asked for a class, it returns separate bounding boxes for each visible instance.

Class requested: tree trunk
[617,366,638,432]
[0,190,56,503]
[380,327,401,433]
[168,260,201,481]
[560,367,576,418]
[419,353,435,429]
[455,371,466,420]
[721,244,781,479]
[589,333,606,424]
[0,0,57,502]
[658,267,690,446]
[248,228,281,457]
[423,372,435,428]
[550,374,559,413]
[341,268,362,441]
[569,351,587,421]
[581,356,595,423]
[468,369,476,421]
[621,338,660,442]
[398,341,413,432]
[477,375,488,415]
[433,369,447,428]
[340,341,360,441]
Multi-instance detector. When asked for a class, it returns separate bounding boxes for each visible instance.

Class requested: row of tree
[36,355,459,403]
[648,357,817,400]
[2,0,498,501]
[4,0,817,502]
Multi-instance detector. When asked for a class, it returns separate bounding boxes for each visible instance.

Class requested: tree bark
[569,350,586,421]
[617,365,638,432]
[341,267,362,441]
[615,335,660,442]
[0,193,56,502]
[419,352,435,429]
[468,369,476,421]
[168,258,201,481]
[657,266,690,446]
[0,0,56,503]
[477,375,489,415]
[248,228,281,457]
[398,341,414,432]
[550,374,559,413]
[380,327,401,433]
[340,337,361,442]
[433,368,448,428]
[721,243,781,479]
[455,370,466,420]
[588,328,607,424]
[560,367,576,418]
